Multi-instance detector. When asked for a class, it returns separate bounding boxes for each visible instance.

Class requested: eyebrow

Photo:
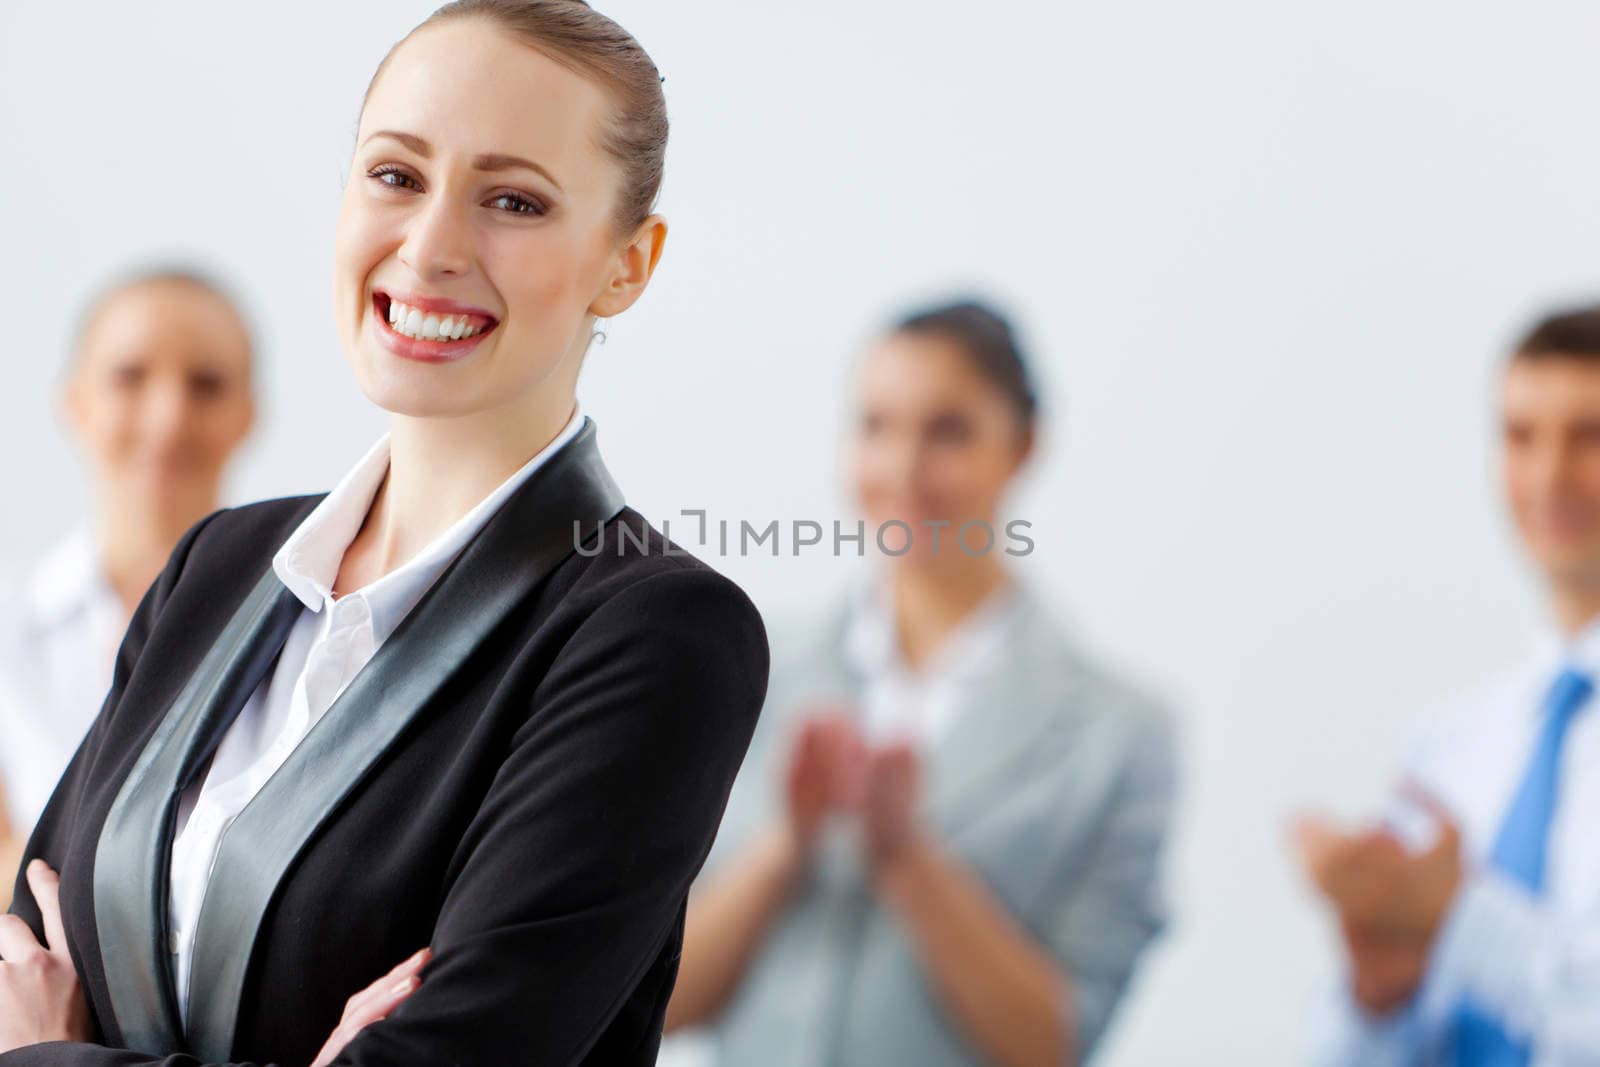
[362,130,564,192]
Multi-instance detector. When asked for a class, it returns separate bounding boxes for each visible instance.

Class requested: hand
[1337,915,1431,1016]
[309,947,431,1067]
[862,742,923,870]
[1293,791,1464,1015]
[782,713,868,858]
[1295,790,1463,940]
[0,861,91,1052]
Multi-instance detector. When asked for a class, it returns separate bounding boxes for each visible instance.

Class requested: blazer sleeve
[1045,702,1178,1063]
[3,564,769,1067]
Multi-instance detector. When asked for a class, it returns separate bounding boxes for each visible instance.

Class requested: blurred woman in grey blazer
[663,299,1179,1067]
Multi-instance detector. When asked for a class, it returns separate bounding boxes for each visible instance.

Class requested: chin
[360,390,464,419]
[350,357,479,419]
[1545,553,1600,584]
[360,380,482,419]
[893,549,948,572]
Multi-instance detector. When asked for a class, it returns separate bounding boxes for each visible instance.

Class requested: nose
[876,434,930,502]
[140,374,196,455]
[398,195,473,281]
[1529,436,1573,492]
[1516,437,1584,522]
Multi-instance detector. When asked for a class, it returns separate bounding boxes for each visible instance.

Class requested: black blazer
[1,419,769,1066]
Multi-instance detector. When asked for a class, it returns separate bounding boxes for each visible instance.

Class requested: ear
[589,214,668,319]
[1010,422,1037,475]
[235,391,259,448]
[60,372,87,439]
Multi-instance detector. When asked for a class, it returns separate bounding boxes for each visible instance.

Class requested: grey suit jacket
[697,582,1178,1067]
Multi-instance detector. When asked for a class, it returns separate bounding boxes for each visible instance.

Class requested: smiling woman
[0,3,768,1066]
[334,6,667,429]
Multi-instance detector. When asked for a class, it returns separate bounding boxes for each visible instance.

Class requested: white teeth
[385,299,486,341]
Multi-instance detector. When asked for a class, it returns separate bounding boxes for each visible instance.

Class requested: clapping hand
[782,712,869,859]
[783,713,928,872]
[862,742,923,869]
[1293,788,1464,1015]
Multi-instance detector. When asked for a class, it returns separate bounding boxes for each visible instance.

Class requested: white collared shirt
[167,403,584,1024]
[1318,615,1600,1065]
[841,579,1018,747]
[0,526,124,836]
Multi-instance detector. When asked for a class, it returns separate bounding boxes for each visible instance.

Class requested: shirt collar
[25,524,119,632]
[271,402,585,644]
[1539,612,1600,681]
[843,575,1020,682]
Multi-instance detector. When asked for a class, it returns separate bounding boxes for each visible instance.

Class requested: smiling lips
[372,291,498,360]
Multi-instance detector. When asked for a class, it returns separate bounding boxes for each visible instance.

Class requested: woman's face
[65,281,254,513]
[850,332,1032,567]
[334,19,651,420]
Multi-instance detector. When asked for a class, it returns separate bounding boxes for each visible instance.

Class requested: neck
[96,482,223,618]
[888,554,1012,671]
[1553,582,1600,639]
[354,392,578,584]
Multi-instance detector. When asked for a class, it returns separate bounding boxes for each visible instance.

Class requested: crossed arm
[0,565,768,1066]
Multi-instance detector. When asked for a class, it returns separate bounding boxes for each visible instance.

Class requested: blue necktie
[1449,666,1593,1066]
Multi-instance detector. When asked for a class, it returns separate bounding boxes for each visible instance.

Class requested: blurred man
[1297,305,1600,1064]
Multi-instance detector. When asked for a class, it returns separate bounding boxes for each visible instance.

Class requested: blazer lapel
[925,592,1086,834]
[184,418,626,1060]
[809,589,1081,835]
[94,566,305,1056]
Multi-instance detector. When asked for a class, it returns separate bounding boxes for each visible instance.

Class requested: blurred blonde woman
[0,268,256,900]
[667,300,1179,1067]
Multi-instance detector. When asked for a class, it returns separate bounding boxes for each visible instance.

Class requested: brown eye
[926,413,975,444]
[368,166,421,191]
[111,364,146,390]
[189,372,226,400]
[487,192,546,216]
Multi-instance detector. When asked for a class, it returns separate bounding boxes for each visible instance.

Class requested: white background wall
[5,2,1600,1063]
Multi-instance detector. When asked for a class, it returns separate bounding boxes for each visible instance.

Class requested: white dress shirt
[1318,615,1600,1065]
[841,579,1019,748]
[167,404,584,1024]
[0,526,123,837]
